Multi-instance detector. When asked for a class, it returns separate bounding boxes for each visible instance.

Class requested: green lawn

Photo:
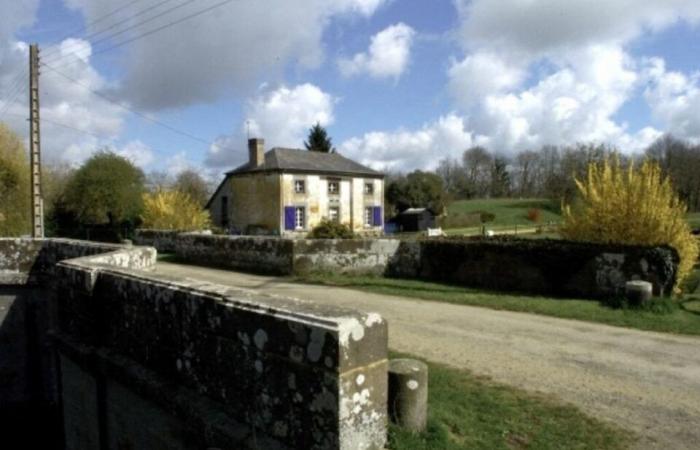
[388,353,632,450]
[440,198,700,237]
[295,270,700,336]
[447,198,562,226]
[688,212,700,229]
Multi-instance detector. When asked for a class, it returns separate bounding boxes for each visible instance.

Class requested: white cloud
[472,46,651,153]
[63,0,390,110]
[338,23,415,80]
[644,58,700,142]
[0,37,127,166]
[338,114,477,172]
[448,52,525,107]
[206,83,336,167]
[115,140,154,168]
[455,0,700,58]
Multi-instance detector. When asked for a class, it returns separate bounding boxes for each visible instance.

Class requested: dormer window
[328,180,340,195]
[294,179,305,194]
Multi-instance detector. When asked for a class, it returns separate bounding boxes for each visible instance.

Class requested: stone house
[206,138,385,236]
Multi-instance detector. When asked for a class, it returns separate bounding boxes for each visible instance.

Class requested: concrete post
[625,280,653,306]
[388,358,428,432]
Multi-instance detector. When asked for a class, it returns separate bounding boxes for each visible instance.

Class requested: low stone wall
[134,231,679,298]
[174,233,296,275]
[387,238,679,298]
[132,229,181,253]
[293,239,401,275]
[1,238,389,449]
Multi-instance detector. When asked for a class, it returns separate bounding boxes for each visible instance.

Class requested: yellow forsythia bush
[141,189,211,231]
[561,157,699,292]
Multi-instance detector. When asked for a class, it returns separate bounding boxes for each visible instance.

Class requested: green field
[448,198,562,226]
[440,198,700,236]
[388,353,631,450]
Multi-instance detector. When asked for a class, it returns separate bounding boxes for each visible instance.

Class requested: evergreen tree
[304,122,334,153]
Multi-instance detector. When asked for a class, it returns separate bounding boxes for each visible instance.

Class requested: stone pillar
[388,358,428,432]
[626,280,653,306]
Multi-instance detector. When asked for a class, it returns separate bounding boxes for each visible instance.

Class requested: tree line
[0,123,212,239]
[387,135,700,215]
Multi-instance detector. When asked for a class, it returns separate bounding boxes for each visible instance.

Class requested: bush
[480,212,496,223]
[308,219,355,239]
[561,157,699,292]
[527,208,542,222]
[141,189,211,231]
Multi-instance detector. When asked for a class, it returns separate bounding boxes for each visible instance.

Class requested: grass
[295,269,700,336]
[688,212,700,229]
[440,198,700,237]
[447,198,562,226]
[388,352,632,450]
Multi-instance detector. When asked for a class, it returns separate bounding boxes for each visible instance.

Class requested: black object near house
[393,208,437,232]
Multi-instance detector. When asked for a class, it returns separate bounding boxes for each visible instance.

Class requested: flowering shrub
[141,189,211,231]
[561,157,699,292]
[527,208,542,222]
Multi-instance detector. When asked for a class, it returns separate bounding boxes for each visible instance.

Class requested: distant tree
[0,123,30,236]
[146,170,172,192]
[513,150,540,197]
[43,163,76,237]
[141,190,211,231]
[64,150,145,239]
[462,146,493,198]
[173,169,210,207]
[436,157,469,198]
[646,134,700,212]
[490,157,511,197]
[304,122,334,153]
[386,170,450,215]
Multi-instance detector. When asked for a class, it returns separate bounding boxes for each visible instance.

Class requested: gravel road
[154,262,700,449]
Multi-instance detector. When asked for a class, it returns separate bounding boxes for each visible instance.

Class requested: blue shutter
[284,207,295,230]
[373,206,382,227]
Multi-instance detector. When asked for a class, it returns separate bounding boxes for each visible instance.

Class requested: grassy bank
[388,353,632,450]
[295,271,700,335]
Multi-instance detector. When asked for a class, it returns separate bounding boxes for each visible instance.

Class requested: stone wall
[387,238,679,298]
[0,238,389,449]
[294,238,401,275]
[130,229,181,253]
[135,232,679,298]
[173,232,296,274]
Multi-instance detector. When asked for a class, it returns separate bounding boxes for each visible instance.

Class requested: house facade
[207,138,385,236]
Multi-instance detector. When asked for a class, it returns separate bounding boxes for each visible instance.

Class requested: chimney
[248,138,265,167]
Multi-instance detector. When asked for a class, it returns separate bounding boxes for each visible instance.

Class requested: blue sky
[1,0,699,178]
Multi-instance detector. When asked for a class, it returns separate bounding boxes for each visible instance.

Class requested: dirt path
[153,262,700,449]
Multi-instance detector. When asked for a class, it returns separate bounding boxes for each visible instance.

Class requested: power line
[0,73,29,119]
[0,69,29,108]
[42,0,181,64]
[42,61,215,146]
[45,0,198,66]
[48,0,235,72]
[40,0,156,60]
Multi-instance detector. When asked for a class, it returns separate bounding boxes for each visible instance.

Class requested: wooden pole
[29,44,44,238]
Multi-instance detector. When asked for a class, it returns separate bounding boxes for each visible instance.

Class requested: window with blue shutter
[284,207,295,230]
[372,206,382,227]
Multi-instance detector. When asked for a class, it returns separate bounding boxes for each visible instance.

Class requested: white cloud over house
[206,83,336,167]
[338,23,416,80]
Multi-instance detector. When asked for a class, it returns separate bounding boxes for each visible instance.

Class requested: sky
[1,0,699,180]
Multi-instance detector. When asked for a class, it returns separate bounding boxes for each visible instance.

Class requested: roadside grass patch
[295,273,700,335]
[387,353,632,450]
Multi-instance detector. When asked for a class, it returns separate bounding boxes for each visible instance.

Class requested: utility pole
[29,43,44,238]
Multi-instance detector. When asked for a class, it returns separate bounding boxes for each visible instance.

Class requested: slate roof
[226,148,383,178]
